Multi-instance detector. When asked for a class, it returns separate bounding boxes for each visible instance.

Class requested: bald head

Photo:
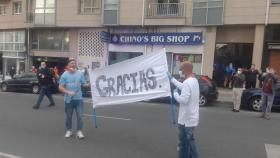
[180,61,193,77]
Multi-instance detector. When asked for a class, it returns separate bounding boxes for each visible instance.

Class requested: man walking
[168,61,200,158]
[33,62,55,109]
[59,58,88,139]
[232,68,246,112]
[261,68,278,120]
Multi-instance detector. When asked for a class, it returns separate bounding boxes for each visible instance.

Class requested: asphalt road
[0,92,279,158]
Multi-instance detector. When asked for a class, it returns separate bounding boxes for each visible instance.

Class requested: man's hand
[173,88,179,95]
[166,72,173,80]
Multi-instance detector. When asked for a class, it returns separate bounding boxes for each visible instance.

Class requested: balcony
[146,3,185,18]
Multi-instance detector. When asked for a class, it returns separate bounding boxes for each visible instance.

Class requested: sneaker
[48,103,55,107]
[76,131,85,139]
[264,115,271,120]
[64,130,73,138]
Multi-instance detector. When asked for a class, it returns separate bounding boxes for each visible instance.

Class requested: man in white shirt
[168,61,200,158]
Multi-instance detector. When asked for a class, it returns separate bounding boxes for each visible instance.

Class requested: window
[0,5,6,15]
[31,30,70,51]
[34,0,55,25]
[172,54,203,75]
[271,0,280,4]
[80,0,101,14]
[13,2,22,14]
[192,0,224,25]
[103,0,119,25]
[108,52,142,65]
[0,31,25,52]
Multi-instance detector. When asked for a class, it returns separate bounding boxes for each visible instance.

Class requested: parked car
[241,82,280,111]
[145,75,218,106]
[1,72,58,94]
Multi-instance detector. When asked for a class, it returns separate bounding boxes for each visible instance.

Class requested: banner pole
[169,96,177,125]
[92,107,98,128]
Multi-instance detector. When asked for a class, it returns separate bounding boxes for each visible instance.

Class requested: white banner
[90,49,171,107]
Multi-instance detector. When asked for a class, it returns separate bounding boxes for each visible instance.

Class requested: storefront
[0,30,26,80]
[106,27,205,76]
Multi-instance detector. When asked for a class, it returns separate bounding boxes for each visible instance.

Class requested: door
[269,50,280,74]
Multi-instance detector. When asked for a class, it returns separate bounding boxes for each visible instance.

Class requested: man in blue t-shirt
[59,58,89,139]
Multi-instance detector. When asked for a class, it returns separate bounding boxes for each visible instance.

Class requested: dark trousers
[246,81,256,89]
[35,85,55,107]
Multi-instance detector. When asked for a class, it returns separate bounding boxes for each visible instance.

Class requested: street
[0,92,280,158]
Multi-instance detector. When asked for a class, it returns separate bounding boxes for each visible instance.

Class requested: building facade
[0,0,279,82]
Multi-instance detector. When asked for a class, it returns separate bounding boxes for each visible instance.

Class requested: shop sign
[109,32,203,45]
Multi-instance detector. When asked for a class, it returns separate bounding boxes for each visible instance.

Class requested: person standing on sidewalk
[232,68,246,112]
[260,68,278,120]
[59,58,88,139]
[168,61,200,158]
[245,64,259,89]
[33,62,55,109]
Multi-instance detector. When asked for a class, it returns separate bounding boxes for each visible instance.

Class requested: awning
[2,52,26,59]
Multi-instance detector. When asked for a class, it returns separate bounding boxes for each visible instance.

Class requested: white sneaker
[64,130,73,138]
[76,131,85,139]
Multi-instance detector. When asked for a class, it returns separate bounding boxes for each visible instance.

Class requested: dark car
[1,73,58,94]
[145,75,218,106]
[241,83,280,111]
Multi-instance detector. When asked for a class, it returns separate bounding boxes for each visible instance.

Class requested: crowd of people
[27,58,278,158]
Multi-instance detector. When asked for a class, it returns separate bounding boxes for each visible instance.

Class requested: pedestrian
[245,64,259,89]
[30,66,37,73]
[33,62,55,109]
[260,68,278,120]
[167,61,200,158]
[258,67,270,88]
[232,68,246,112]
[224,63,235,89]
[9,66,16,79]
[59,58,89,139]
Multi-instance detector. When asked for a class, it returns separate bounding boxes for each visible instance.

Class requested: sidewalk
[217,88,233,103]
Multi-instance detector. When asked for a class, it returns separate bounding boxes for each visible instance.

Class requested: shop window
[31,30,70,51]
[172,54,202,75]
[80,0,101,14]
[108,52,142,65]
[192,0,224,25]
[13,2,22,15]
[0,5,6,15]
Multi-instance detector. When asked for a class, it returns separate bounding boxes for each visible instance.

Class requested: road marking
[265,144,280,158]
[83,114,132,121]
[0,152,21,158]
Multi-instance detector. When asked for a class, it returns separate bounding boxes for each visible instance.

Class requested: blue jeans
[65,100,84,130]
[177,124,198,158]
[35,85,55,107]
[262,93,275,115]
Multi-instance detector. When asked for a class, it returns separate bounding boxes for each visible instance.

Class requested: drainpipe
[142,0,145,27]
[265,0,270,25]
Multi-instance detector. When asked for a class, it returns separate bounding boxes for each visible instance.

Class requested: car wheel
[1,83,8,92]
[250,97,262,112]
[199,95,208,107]
[32,84,40,94]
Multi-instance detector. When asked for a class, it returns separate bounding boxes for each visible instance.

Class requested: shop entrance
[213,43,253,87]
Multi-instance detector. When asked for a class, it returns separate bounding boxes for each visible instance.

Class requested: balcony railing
[146,3,185,18]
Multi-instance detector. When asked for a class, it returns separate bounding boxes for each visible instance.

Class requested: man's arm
[171,78,184,90]
[59,84,76,96]
[173,82,191,105]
